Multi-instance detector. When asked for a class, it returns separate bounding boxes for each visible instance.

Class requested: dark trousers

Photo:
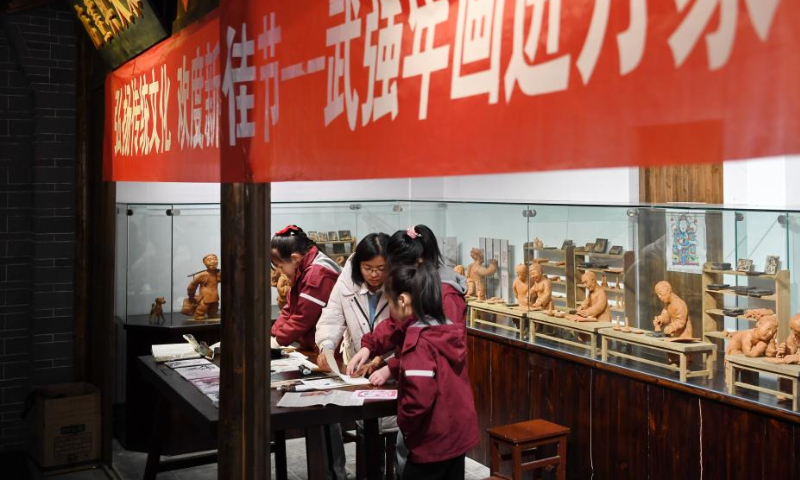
[402,454,465,480]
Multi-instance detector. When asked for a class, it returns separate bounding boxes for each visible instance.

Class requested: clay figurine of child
[576,271,610,321]
[725,315,778,358]
[528,263,553,311]
[466,248,498,301]
[769,313,800,364]
[652,281,692,338]
[512,264,529,307]
[186,254,221,321]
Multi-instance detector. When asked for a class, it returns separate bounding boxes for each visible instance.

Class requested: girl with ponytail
[381,263,478,480]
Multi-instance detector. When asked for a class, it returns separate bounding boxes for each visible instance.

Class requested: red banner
[107,1,800,183]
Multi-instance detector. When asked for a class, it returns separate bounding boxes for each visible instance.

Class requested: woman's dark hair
[386,224,443,268]
[351,233,390,286]
[385,264,445,325]
[270,225,315,261]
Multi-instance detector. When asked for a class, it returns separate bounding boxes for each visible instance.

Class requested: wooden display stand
[468,300,528,341]
[599,328,715,382]
[572,250,635,325]
[702,267,790,362]
[725,355,800,411]
[525,246,573,310]
[316,238,357,260]
[527,310,612,358]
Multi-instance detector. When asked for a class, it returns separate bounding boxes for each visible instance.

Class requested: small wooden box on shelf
[701,265,790,357]
[572,248,635,325]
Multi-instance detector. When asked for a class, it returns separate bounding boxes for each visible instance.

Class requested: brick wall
[0,4,77,452]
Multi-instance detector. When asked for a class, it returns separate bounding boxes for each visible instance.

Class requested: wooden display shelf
[704,288,777,302]
[468,301,528,341]
[704,269,781,279]
[526,247,566,253]
[703,331,729,341]
[576,267,624,275]
[574,252,625,259]
[726,354,800,411]
[542,264,567,270]
[600,328,715,382]
[577,283,624,295]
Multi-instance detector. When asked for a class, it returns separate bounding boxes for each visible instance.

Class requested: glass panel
[125,205,172,325]
[172,204,222,326]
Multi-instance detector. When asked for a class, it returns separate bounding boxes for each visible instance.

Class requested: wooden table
[725,355,800,411]
[599,329,715,382]
[527,311,612,358]
[468,301,528,340]
[137,355,397,480]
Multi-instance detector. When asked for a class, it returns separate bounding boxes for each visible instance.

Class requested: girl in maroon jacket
[385,263,478,480]
[270,225,341,351]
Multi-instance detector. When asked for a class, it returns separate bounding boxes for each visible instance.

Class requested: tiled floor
[59,439,489,480]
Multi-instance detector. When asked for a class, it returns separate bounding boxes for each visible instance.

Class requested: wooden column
[640,163,723,204]
[75,36,115,465]
[219,183,271,480]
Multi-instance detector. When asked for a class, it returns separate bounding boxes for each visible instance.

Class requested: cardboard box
[26,382,101,469]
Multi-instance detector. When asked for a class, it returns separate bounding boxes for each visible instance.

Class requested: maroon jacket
[362,281,467,378]
[271,247,341,350]
[398,319,479,463]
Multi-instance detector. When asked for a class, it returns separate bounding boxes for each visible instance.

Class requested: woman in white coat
[316,233,391,368]
[315,233,406,476]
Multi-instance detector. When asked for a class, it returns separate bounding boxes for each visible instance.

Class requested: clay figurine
[466,248,498,301]
[528,263,553,311]
[770,314,800,364]
[335,256,347,267]
[186,254,221,321]
[149,297,166,325]
[454,265,465,276]
[743,308,774,320]
[512,264,530,307]
[533,237,544,249]
[600,274,609,289]
[270,268,291,310]
[652,281,692,338]
[725,315,778,358]
[577,271,611,321]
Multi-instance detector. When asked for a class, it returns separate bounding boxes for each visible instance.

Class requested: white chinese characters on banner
[577,0,647,83]
[402,0,450,120]
[191,48,205,148]
[258,13,281,141]
[177,56,191,149]
[222,23,256,146]
[362,0,403,125]
[668,0,780,70]
[504,0,570,102]
[451,0,505,104]
[325,0,362,129]
[113,65,171,158]
[204,42,220,148]
[666,212,707,275]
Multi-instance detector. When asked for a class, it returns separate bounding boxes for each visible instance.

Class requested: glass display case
[115,200,800,415]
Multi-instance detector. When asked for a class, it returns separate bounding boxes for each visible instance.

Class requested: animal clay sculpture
[149,297,166,325]
[186,254,221,321]
[270,268,291,310]
[513,264,529,307]
[770,314,800,364]
[466,248,498,301]
[577,271,611,321]
[652,281,692,338]
[726,315,778,358]
[528,263,553,311]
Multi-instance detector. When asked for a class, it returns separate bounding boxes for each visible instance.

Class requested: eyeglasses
[360,265,387,275]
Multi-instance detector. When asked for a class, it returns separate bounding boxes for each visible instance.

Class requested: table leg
[725,363,734,394]
[705,353,714,380]
[143,395,167,480]
[363,418,381,480]
[601,337,608,362]
[793,379,799,412]
[305,426,328,480]
[469,308,475,328]
[274,430,288,480]
[679,354,687,383]
[590,333,597,358]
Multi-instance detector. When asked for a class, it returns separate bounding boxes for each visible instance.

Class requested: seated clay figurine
[149,297,166,325]
[726,315,779,358]
[743,308,774,320]
[652,281,692,338]
[770,313,800,364]
[512,264,529,307]
[270,268,291,310]
[466,248,498,301]
[577,271,610,321]
[533,237,544,249]
[528,263,553,311]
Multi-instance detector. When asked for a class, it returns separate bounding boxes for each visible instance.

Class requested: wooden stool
[487,419,569,480]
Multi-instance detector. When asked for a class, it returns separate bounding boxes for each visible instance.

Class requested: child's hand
[368,365,392,386]
[354,356,384,378]
[346,347,371,376]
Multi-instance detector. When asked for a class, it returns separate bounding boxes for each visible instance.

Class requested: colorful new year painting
[666,213,706,274]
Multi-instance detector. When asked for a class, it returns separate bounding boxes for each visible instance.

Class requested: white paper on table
[190,376,221,394]
[166,358,212,369]
[277,390,365,408]
[323,349,371,386]
[300,377,351,390]
[351,390,397,401]
[271,353,318,373]
[176,364,220,381]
